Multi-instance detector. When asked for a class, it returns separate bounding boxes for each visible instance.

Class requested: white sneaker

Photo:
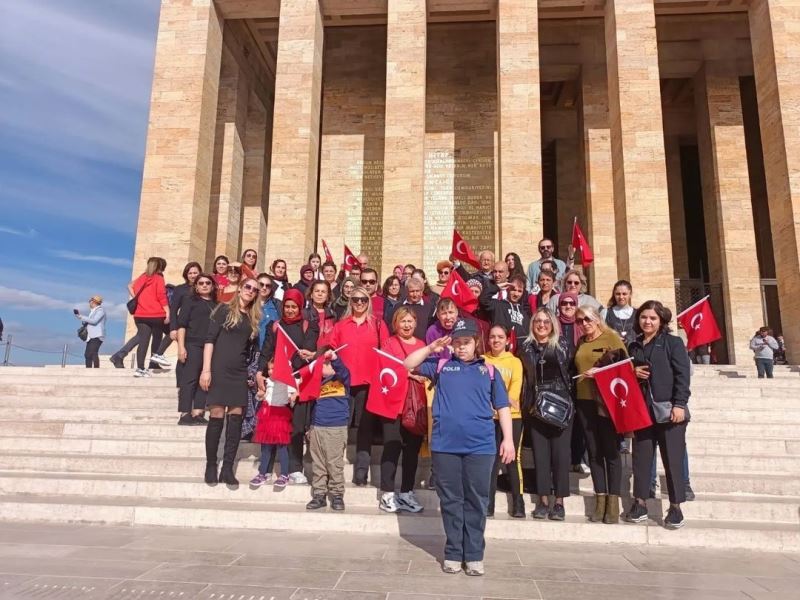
[133,368,151,378]
[379,491,400,513]
[396,491,424,513]
[150,354,172,367]
[572,463,590,475]
[288,471,307,484]
[465,561,485,576]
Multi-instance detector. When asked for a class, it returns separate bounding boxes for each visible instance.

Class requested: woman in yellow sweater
[483,324,525,518]
[573,305,628,524]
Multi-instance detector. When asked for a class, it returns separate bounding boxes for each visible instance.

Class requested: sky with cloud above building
[0,0,161,364]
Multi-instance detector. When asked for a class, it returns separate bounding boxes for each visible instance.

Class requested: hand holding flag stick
[575,358,652,433]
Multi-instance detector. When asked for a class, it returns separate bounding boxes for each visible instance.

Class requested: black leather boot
[511,495,526,518]
[218,414,243,487]
[204,417,224,485]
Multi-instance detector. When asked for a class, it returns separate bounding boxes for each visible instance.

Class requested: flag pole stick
[572,357,634,379]
[676,295,711,319]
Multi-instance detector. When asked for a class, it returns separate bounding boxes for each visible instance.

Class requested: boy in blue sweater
[306,349,351,511]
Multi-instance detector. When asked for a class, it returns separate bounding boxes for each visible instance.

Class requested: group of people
[115,239,695,577]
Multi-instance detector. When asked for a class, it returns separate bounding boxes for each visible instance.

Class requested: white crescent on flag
[345,254,358,266]
[610,377,629,407]
[451,279,460,295]
[379,367,398,395]
[456,240,467,255]
[690,313,704,331]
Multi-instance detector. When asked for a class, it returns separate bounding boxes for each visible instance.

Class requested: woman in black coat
[624,300,691,530]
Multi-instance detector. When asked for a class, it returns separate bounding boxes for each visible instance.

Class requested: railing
[1,336,85,368]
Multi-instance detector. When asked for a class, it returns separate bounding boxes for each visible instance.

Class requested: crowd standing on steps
[100,234,772,577]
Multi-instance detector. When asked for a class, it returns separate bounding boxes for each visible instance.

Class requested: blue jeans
[259,444,289,476]
[755,358,774,378]
[432,452,495,563]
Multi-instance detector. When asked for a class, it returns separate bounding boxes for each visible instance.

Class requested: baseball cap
[451,318,478,339]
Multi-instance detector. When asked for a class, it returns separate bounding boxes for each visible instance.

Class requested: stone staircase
[0,365,798,552]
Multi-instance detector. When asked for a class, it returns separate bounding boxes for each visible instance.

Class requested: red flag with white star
[366,348,409,419]
[451,229,480,269]
[440,269,478,313]
[294,358,324,402]
[272,324,299,387]
[676,296,722,350]
[592,358,652,433]
[343,245,359,272]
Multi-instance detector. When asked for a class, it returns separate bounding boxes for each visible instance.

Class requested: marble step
[1,471,797,525]
[0,451,797,496]
[0,493,797,552]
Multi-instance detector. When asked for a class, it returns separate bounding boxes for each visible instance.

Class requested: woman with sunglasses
[217,265,241,303]
[573,305,627,524]
[200,278,262,486]
[176,273,218,425]
[557,292,588,476]
[431,261,453,296]
[230,249,258,280]
[332,276,358,319]
[257,288,320,483]
[330,285,390,486]
[520,308,574,520]
[547,270,603,313]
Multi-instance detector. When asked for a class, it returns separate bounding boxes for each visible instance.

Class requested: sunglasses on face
[361,279,377,285]
[576,316,594,324]
[560,301,576,307]
[350,297,369,305]
[241,284,258,293]
[245,253,256,258]
[437,270,450,275]
[259,282,272,289]
[566,280,580,286]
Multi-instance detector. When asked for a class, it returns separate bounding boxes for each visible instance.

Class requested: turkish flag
[366,348,409,419]
[321,239,334,264]
[294,358,324,402]
[571,220,594,266]
[452,229,480,269]
[593,358,652,433]
[343,245,359,272]
[272,325,299,387]
[676,296,722,350]
[441,269,478,313]
[508,328,518,354]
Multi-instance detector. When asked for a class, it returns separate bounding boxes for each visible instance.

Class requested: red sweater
[132,274,168,319]
[331,315,390,386]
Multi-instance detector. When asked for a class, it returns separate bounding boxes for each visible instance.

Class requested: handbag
[77,324,88,342]
[398,342,427,436]
[531,348,574,430]
[126,279,150,315]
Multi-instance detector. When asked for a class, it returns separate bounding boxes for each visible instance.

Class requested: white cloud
[0,226,37,237]
[50,250,132,269]
[0,285,128,321]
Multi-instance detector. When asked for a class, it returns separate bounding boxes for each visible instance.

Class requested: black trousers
[576,401,621,495]
[84,338,102,368]
[177,344,206,412]
[289,402,311,474]
[379,415,424,492]
[633,420,687,504]
[570,414,586,465]
[351,385,373,479]
[489,419,524,500]
[133,317,165,370]
[528,416,572,498]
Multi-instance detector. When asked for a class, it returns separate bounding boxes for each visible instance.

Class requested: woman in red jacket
[130,257,170,377]
[330,285,390,486]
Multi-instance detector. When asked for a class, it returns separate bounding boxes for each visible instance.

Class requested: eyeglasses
[350,297,369,304]
[241,284,258,293]
[259,282,272,289]
[196,281,213,286]
[560,301,576,307]
[244,253,256,258]
[565,280,580,286]
[361,279,377,285]
[576,317,594,324]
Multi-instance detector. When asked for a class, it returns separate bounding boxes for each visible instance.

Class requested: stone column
[556,139,582,261]
[264,0,324,271]
[605,0,675,305]
[580,62,618,297]
[381,0,427,278]
[664,137,690,279]
[695,64,763,364]
[132,0,223,279]
[240,91,269,256]
[749,0,800,361]
[209,49,249,262]
[496,0,542,262]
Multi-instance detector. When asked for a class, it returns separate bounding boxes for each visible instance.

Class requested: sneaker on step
[329,495,345,511]
[464,561,485,576]
[249,473,271,487]
[664,505,685,529]
[109,354,124,369]
[193,414,209,425]
[379,492,400,513]
[288,471,307,485]
[396,491,424,513]
[133,368,151,378]
[177,413,195,426]
[441,560,461,574]
[625,501,648,523]
[532,503,549,520]
[150,354,172,367]
[571,463,590,475]
[548,503,565,521]
[274,474,290,488]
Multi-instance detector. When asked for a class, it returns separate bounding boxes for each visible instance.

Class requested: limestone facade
[132,0,800,363]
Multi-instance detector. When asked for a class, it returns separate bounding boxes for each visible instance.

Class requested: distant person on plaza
[357,253,369,269]
[381,275,403,313]
[403,319,514,577]
[200,277,262,486]
[270,259,289,301]
[750,327,779,379]
[176,273,217,425]
[295,264,316,297]
[123,257,171,377]
[402,264,415,283]
[360,268,385,321]
[157,262,201,362]
[321,261,339,297]
[307,252,323,279]
[775,335,787,365]
[332,277,358,320]
[547,270,603,313]
[212,255,230,288]
[603,280,636,345]
[527,238,569,291]
[217,265,241,304]
[74,295,106,368]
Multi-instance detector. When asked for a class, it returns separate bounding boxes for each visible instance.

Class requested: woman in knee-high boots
[200,279,262,487]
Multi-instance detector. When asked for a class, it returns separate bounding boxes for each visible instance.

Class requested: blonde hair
[525,307,561,350]
[576,305,606,332]
[212,278,262,339]
[343,285,373,319]
[391,306,418,334]
[562,269,587,293]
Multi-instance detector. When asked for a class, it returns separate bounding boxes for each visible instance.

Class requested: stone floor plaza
[1,521,799,599]
[132,0,800,365]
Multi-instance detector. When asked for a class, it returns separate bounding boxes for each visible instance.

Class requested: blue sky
[0,0,161,364]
